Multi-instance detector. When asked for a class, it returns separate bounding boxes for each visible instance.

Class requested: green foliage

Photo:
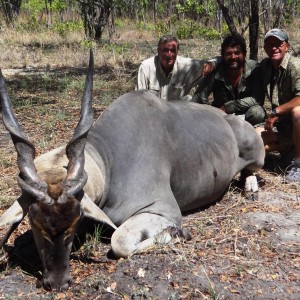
[21,0,68,15]
[21,0,45,16]
[16,15,46,32]
[155,20,170,36]
[156,1,168,16]
[18,0,78,33]
[102,42,131,54]
[284,0,300,25]
[155,15,177,37]
[196,27,220,40]
[52,21,83,37]
[51,0,68,12]
[80,39,97,49]
[136,20,155,31]
[176,20,220,40]
[176,0,216,19]
[114,19,125,29]
[176,20,197,39]
[176,0,206,15]
[221,23,230,36]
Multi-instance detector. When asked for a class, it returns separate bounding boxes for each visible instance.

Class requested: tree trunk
[216,0,238,35]
[78,0,114,41]
[0,0,22,25]
[249,0,259,60]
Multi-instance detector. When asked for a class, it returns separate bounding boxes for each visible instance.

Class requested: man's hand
[265,115,278,132]
[202,62,215,77]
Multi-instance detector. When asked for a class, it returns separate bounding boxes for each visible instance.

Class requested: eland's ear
[81,194,117,230]
[0,195,31,247]
[0,195,31,227]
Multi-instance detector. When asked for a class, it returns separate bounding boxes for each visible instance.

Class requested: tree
[216,0,260,59]
[0,0,22,24]
[248,0,259,60]
[215,0,297,60]
[78,0,114,41]
[45,0,53,27]
[216,0,238,35]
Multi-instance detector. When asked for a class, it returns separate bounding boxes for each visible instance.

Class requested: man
[255,28,300,183]
[192,34,265,126]
[136,35,216,101]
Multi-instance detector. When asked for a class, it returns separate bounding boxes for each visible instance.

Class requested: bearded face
[223,45,245,70]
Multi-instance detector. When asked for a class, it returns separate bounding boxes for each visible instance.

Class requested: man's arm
[187,56,222,92]
[202,56,222,76]
[265,96,300,131]
[275,61,300,115]
[223,65,265,114]
[223,97,262,114]
[191,72,215,104]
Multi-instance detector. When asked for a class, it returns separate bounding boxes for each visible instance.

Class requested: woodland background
[1,0,300,59]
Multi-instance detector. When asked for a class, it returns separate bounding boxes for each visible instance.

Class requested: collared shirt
[136,55,209,101]
[259,53,300,108]
[192,59,264,114]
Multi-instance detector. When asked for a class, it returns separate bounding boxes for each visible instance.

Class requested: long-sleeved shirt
[192,59,264,115]
[136,55,212,101]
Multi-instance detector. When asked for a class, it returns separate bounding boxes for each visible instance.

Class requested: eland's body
[0,51,265,291]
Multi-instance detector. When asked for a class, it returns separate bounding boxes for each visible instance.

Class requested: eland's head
[0,50,115,291]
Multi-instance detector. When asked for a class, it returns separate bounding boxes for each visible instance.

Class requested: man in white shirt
[136,35,215,101]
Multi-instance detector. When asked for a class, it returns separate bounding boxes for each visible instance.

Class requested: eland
[0,50,265,291]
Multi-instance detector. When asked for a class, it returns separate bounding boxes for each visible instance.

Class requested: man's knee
[291,106,300,123]
[245,105,266,126]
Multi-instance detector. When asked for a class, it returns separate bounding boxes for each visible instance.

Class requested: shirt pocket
[149,84,160,92]
[169,84,185,100]
[148,84,160,98]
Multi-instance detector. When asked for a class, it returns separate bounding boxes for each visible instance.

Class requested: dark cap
[264,28,288,42]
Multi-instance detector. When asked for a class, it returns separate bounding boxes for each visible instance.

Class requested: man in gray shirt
[136,35,215,101]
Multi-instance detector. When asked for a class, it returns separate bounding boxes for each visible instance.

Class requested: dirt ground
[0,144,299,300]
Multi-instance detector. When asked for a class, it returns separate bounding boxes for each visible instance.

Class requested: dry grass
[0,22,223,70]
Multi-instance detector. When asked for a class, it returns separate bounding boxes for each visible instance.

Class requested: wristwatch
[271,108,279,117]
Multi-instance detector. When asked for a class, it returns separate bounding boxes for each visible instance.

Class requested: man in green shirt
[255,29,300,183]
[192,34,265,126]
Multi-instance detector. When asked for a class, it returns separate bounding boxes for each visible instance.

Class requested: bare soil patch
[0,174,299,300]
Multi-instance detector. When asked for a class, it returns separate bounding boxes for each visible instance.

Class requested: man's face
[158,41,178,73]
[264,36,289,64]
[223,45,245,70]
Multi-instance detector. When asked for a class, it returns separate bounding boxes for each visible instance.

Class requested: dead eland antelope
[0,50,265,291]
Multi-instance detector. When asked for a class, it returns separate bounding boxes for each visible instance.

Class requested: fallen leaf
[137,268,145,278]
[55,293,66,299]
[197,251,206,257]
[110,282,117,291]
[229,288,240,294]
[219,274,228,282]
[170,281,179,289]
